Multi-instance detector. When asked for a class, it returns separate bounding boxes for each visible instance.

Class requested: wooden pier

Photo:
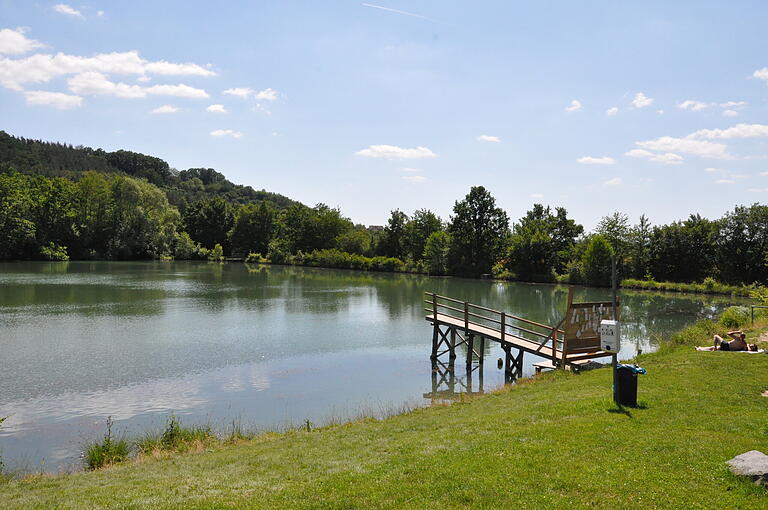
[424,292,612,379]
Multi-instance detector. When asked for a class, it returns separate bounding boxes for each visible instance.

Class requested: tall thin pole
[611,255,619,405]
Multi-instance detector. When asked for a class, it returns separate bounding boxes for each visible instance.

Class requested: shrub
[84,417,129,470]
[719,306,750,328]
[244,252,268,264]
[39,242,69,261]
[174,232,206,260]
[207,243,225,262]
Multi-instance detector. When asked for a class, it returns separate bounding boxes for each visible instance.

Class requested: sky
[1,1,767,229]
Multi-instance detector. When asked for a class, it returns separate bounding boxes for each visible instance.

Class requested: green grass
[1,325,767,509]
[621,277,754,297]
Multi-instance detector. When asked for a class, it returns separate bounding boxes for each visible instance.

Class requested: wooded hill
[0,131,299,212]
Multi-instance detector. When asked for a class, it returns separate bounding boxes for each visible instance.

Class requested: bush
[174,232,206,260]
[244,252,268,264]
[719,306,750,328]
[84,417,129,470]
[39,242,69,261]
[207,243,225,262]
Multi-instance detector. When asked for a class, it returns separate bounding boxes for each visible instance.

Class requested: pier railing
[423,292,565,358]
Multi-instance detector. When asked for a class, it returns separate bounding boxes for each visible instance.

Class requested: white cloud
[748,187,768,192]
[760,171,768,176]
[355,144,437,159]
[635,136,729,158]
[722,109,738,117]
[564,99,582,112]
[224,87,254,98]
[255,88,277,101]
[625,149,683,164]
[704,167,724,173]
[477,134,500,142]
[656,109,664,115]
[0,28,44,55]
[753,67,768,82]
[720,101,747,108]
[97,11,105,17]
[400,167,421,172]
[577,156,616,165]
[67,72,208,98]
[603,177,622,187]
[151,104,178,114]
[210,129,242,138]
[53,4,84,19]
[0,50,214,91]
[145,83,208,98]
[530,193,544,199]
[715,179,735,184]
[678,100,711,111]
[23,90,82,109]
[402,175,427,183]
[606,107,618,116]
[688,123,768,140]
[206,104,227,113]
[632,92,653,108]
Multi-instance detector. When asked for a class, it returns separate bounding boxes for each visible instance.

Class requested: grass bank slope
[2,344,767,508]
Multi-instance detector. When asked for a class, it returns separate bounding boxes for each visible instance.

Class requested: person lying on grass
[695,330,758,351]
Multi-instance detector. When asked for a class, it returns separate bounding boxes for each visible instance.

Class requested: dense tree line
[0,131,298,212]
[1,131,767,286]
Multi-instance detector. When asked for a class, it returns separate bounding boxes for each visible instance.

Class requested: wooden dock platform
[424,292,611,378]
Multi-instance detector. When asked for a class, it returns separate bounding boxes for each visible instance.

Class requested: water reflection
[0,261,746,472]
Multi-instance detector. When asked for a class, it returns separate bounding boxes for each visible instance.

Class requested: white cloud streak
[53,4,84,19]
[210,129,242,138]
[206,104,227,113]
[635,136,729,158]
[625,149,683,164]
[355,144,437,159]
[24,90,82,109]
[0,50,214,91]
[678,100,711,111]
[753,67,768,82]
[477,134,500,142]
[0,28,44,55]
[603,177,622,187]
[362,3,434,22]
[688,123,768,140]
[151,104,179,114]
[402,175,427,183]
[606,107,618,116]
[68,72,208,98]
[577,156,615,165]
[255,88,277,101]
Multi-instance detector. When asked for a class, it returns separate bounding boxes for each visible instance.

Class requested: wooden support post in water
[466,334,474,370]
[449,328,457,365]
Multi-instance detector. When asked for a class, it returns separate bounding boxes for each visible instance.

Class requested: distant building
[367,225,384,232]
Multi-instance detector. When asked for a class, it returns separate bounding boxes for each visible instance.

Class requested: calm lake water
[0,261,744,472]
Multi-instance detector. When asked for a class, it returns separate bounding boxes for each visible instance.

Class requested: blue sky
[1,1,767,228]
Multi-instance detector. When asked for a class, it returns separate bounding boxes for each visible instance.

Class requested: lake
[0,261,743,472]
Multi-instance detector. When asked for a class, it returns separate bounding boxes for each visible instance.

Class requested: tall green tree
[581,235,614,287]
[447,186,510,276]
[183,197,234,251]
[423,231,451,275]
[379,210,409,259]
[715,204,768,284]
[404,209,442,261]
[648,214,717,282]
[229,201,278,256]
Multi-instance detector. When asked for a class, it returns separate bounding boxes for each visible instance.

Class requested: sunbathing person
[696,330,758,351]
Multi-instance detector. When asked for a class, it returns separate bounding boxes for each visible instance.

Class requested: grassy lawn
[1,328,767,509]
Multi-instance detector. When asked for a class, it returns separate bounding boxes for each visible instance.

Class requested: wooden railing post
[463,301,469,334]
[432,293,437,322]
[552,328,557,361]
[501,312,506,343]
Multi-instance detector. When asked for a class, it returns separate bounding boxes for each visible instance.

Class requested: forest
[1,131,767,287]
